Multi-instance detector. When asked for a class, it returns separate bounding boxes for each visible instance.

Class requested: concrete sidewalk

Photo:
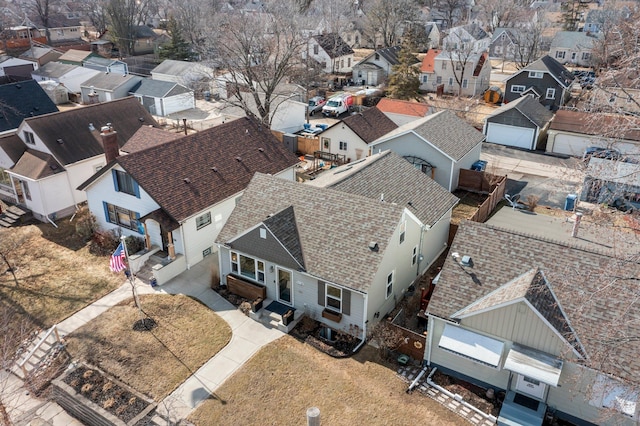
[6,256,283,425]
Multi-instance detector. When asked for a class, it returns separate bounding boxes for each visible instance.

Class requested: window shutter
[342,289,351,316]
[135,212,144,234]
[133,179,140,198]
[112,169,119,192]
[102,202,109,222]
[317,281,325,306]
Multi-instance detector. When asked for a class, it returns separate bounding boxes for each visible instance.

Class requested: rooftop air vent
[258,147,264,152]
[57,138,63,144]
[211,167,218,172]
[460,255,473,267]
[183,178,191,184]
[235,156,242,162]
[138,117,144,122]
[368,242,379,252]
[88,123,95,131]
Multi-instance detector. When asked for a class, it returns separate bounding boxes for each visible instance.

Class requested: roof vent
[138,117,144,122]
[15,84,21,89]
[235,156,242,162]
[258,147,264,152]
[211,167,218,172]
[245,129,249,135]
[50,164,58,170]
[460,255,473,267]
[183,178,191,184]
[57,138,64,144]
[88,123,95,131]
[368,242,379,252]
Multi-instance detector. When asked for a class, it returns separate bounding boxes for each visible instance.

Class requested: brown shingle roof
[116,117,300,222]
[0,133,26,164]
[428,220,640,382]
[550,110,640,142]
[10,149,63,179]
[342,107,398,143]
[121,126,181,153]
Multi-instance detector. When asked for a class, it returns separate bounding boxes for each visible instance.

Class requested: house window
[326,284,342,312]
[347,58,351,67]
[22,180,31,201]
[386,271,394,299]
[528,71,543,79]
[511,85,525,93]
[412,246,418,266]
[436,76,442,84]
[113,170,138,197]
[230,251,265,283]
[455,63,462,71]
[571,52,577,61]
[399,221,406,244]
[196,212,212,230]
[555,51,565,59]
[448,77,454,86]
[23,131,35,145]
[422,75,428,84]
[375,53,380,60]
[0,168,9,185]
[322,137,330,149]
[313,44,319,55]
[339,141,348,151]
[340,59,344,69]
[589,374,638,418]
[582,52,591,61]
[462,79,468,88]
[202,247,212,257]
[546,88,556,99]
[104,202,138,230]
[441,62,447,70]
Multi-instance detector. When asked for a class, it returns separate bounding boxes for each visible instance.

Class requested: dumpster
[471,160,487,171]
[564,194,577,211]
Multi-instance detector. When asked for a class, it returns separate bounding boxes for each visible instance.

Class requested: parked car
[307,96,326,116]
[572,70,596,89]
[582,146,621,162]
[322,93,354,117]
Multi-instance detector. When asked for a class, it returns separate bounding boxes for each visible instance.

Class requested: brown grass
[188,336,463,426]
[65,294,232,400]
[0,211,123,335]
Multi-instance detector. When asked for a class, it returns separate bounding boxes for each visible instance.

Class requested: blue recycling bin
[471,160,487,171]
[564,194,577,211]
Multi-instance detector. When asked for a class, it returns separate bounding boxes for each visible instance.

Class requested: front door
[514,374,546,400]
[277,268,292,305]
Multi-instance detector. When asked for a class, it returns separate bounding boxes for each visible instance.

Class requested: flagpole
[121,235,141,311]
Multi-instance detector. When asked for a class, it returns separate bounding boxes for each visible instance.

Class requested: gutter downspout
[426,313,435,366]
[37,179,58,228]
[179,221,189,269]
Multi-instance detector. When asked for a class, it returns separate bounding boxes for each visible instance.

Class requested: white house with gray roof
[31,62,101,96]
[129,79,195,117]
[369,110,485,192]
[215,151,458,339]
[549,31,601,67]
[80,73,143,104]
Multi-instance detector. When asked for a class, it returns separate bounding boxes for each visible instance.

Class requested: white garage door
[550,133,590,157]
[486,123,535,150]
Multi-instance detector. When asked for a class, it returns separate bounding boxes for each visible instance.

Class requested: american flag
[109,242,127,272]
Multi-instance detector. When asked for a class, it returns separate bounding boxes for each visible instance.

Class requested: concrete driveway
[480,143,585,209]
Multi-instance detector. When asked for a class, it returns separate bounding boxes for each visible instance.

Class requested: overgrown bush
[124,235,145,254]
[89,230,120,256]
[526,195,539,211]
[74,209,96,241]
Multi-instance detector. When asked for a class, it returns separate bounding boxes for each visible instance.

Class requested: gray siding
[505,73,562,109]
[230,226,301,270]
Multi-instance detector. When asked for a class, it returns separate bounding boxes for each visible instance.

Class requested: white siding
[419,210,451,274]
[65,157,106,205]
[269,100,306,134]
[320,125,369,162]
[19,174,73,220]
[547,130,640,158]
[16,123,52,155]
[487,123,536,150]
[161,92,195,116]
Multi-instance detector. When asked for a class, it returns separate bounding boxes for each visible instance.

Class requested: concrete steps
[0,205,31,228]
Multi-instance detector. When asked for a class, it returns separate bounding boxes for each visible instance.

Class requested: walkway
[6,256,283,425]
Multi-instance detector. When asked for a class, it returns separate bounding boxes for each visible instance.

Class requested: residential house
[79,116,300,285]
[306,33,354,74]
[583,7,630,34]
[433,50,491,97]
[0,134,26,202]
[548,31,600,67]
[57,49,103,66]
[317,107,398,162]
[419,49,442,92]
[504,55,574,110]
[546,110,640,157]
[80,73,143,104]
[82,56,128,75]
[7,97,157,222]
[30,12,85,44]
[425,217,640,426]
[216,151,459,337]
[483,94,554,150]
[131,25,161,55]
[352,46,419,86]
[442,23,491,54]
[489,28,538,62]
[340,21,364,48]
[129,79,195,117]
[423,22,441,51]
[0,80,58,135]
[1,26,47,51]
[31,62,100,100]
[376,98,433,126]
[150,59,215,95]
[0,56,38,79]
[369,110,485,192]
[581,157,640,208]
[588,69,640,116]
[19,45,62,67]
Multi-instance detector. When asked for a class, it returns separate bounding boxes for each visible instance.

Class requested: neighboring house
[424,22,441,50]
[504,55,574,110]
[1,26,47,51]
[546,110,640,157]
[433,50,491,97]
[369,110,485,192]
[419,49,442,92]
[19,46,62,67]
[150,59,215,94]
[128,79,195,117]
[352,46,419,86]
[216,151,459,339]
[442,23,491,54]
[588,69,640,116]
[0,134,26,201]
[6,98,157,222]
[583,8,630,33]
[307,33,355,74]
[79,116,300,285]
[0,80,58,135]
[80,73,143,104]
[548,31,600,67]
[83,56,128,74]
[318,107,398,162]
[131,25,160,55]
[376,98,433,126]
[425,218,640,426]
[31,13,85,44]
[31,62,76,83]
[489,28,538,62]
[483,94,554,150]
[57,49,103,66]
[0,56,38,78]
[31,62,100,101]
[581,157,640,208]
[339,21,364,48]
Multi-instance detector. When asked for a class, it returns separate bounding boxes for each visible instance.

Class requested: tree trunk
[0,253,18,286]
[0,400,13,426]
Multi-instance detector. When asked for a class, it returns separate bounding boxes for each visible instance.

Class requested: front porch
[249,298,303,333]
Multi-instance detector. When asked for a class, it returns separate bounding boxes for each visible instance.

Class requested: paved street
[480,143,585,209]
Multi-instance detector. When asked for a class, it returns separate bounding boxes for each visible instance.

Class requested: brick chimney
[101,124,119,163]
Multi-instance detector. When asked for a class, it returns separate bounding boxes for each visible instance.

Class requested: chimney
[101,124,119,163]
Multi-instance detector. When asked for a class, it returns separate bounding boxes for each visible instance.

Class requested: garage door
[550,133,590,157]
[486,123,535,150]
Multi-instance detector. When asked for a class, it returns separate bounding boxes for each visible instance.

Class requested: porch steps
[250,301,302,333]
[0,205,31,228]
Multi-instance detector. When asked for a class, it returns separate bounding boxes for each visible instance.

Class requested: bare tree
[83,0,110,36]
[435,0,467,30]
[511,17,550,69]
[105,0,156,56]
[362,0,420,48]
[207,0,307,127]
[25,0,57,44]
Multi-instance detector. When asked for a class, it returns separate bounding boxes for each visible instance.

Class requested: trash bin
[203,90,211,101]
[564,194,577,211]
[471,160,487,171]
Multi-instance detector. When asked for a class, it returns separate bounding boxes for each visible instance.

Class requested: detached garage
[483,94,554,151]
[129,79,195,117]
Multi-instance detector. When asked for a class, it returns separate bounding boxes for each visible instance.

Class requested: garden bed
[290,316,362,358]
[431,370,500,417]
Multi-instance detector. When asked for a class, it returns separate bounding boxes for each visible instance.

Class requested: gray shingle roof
[81,73,142,91]
[309,151,458,227]
[263,205,304,268]
[217,173,405,292]
[129,79,191,98]
[0,133,26,163]
[31,62,75,79]
[375,110,485,161]
[10,149,63,179]
[313,33,354,58]
[550,31,600,49]
[487,94,554,128]
[0,80,58,132]
[151,60,194,77]
[428,220,640,383]
[521,55,574,88]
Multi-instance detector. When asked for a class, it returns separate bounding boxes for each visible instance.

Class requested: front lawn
[189,336,463,425]
[64,294,232,400]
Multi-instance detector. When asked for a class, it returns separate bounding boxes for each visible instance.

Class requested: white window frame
[386,271,394,299]
[23,131,35,145]
[555,51,565,59]
[326,284,342,312]
[339,141,348,151]
[448,77,454,86]
[528,71,543,79]
[399,221,406,244]
[196,212,212,230]
[582,52,591,61]
[511,85,525,93]
[436,76,442,84]
[422,74,428,84]
[441,62,447,70]
[462,79,468,88]
[230,251,265,283]
[545,88,556,99]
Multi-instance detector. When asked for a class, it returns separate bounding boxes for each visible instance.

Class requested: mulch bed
[63,365,151,423]
[290,316,362,358]
[431,370,501,417]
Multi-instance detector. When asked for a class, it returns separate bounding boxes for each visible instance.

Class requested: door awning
[438,324,504,368]
[503,343,563,387]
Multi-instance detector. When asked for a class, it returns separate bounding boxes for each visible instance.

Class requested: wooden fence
[389,309,427,361]
[458,170,507,224]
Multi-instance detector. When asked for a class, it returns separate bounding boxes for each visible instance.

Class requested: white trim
[276,266,294,305]
[438,323,504,368]
[503,343,563,387]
